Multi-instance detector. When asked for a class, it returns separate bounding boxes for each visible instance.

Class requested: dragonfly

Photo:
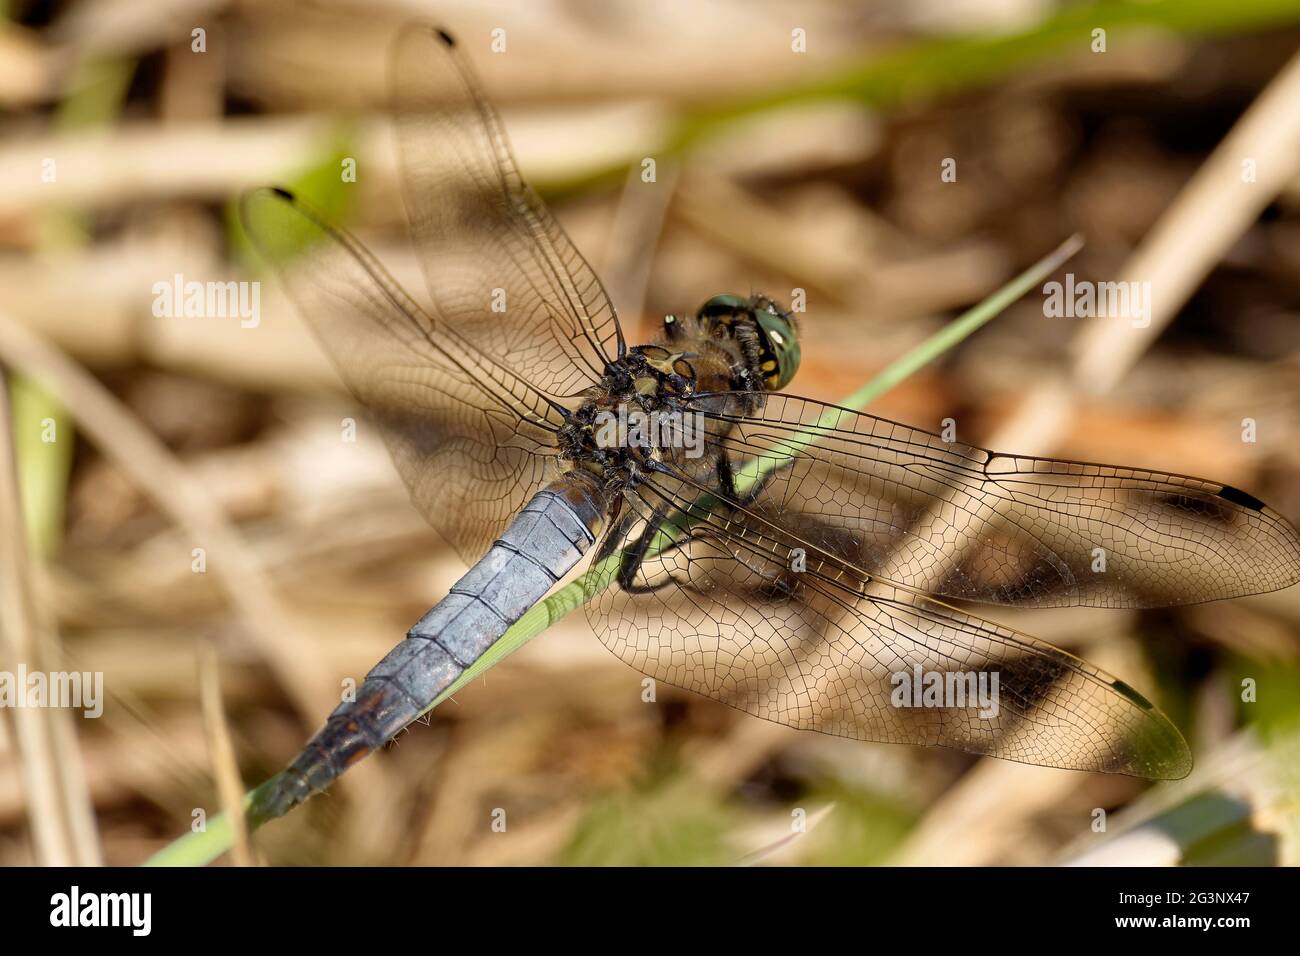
[240,23,1300,821]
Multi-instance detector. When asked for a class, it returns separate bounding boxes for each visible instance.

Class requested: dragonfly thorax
[558,297,800,485]
[558,347,703,486]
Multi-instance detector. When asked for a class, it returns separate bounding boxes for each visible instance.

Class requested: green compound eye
[696,294,801,390]
[755,304,800,390]
[697,294,750,318]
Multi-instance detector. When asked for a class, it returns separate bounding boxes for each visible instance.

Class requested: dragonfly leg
[615,450,778,594]
[617,517,675,593]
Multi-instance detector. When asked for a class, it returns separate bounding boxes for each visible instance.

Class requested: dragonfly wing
[586,471,1190,778]
[241,186,564,563]
[696,392,1300,608]
[390,23,625,399]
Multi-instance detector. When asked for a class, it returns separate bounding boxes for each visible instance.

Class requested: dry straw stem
[0,312,407,851]
[674,173,1005,315]
[197,643,253,867]
[0,106,650,220]
[1069,45,1300,396]
[0,372,99,864]
[48,0,225,63]
[736,803,836,866]
[0,117,344,218]
[1060,729,1298,865]
[0,312,331,721]
[600,160,679,322]
[891,46,1300,867]
[0,21,49,107]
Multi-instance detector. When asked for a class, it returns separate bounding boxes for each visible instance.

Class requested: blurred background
[3,0,1300,866]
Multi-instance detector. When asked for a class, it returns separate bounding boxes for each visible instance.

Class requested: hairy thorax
[556,318,764,491]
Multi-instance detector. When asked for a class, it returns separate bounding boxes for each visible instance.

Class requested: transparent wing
[240,186,564,562]
[586,468,1191,778]
[391,23,625,399]
[695,392,1300,609]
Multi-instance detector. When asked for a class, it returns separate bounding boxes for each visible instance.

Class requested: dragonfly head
[696,294,801,391]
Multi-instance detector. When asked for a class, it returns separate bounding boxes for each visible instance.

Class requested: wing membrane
[391,24,624,398]
[586,469,1191,777]
[697,392,1300,608]
[240,186,563,561]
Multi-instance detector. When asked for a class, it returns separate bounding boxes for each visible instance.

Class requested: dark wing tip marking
[1109,679,1193,779]
[1109,678,1155,711]
[268,185,296,201]
[1217,484,1266,512]
[435,27,456,47]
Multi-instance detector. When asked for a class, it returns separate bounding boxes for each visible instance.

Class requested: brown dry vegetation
[2,0,1300,866]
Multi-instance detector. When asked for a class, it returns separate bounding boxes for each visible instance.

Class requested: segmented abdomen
[253,471,606,820]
